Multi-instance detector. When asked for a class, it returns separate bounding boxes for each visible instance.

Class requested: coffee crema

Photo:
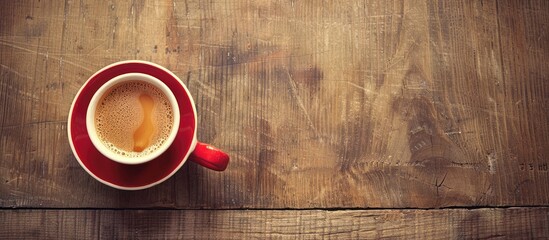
[95,81,174,158]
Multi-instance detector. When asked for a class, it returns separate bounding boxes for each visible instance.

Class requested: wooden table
[1,0,548,238]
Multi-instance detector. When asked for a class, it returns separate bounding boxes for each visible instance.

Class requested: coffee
[94,81,174,158]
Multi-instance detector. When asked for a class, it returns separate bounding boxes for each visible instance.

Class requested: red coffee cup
[67,60,229,190]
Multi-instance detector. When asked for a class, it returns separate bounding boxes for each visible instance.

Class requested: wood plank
[1,0,548,208]
[492,0,549,206]
[1,208,548,239]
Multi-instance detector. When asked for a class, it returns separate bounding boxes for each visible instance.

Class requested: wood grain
[1,208,548,239]
[1,0,548,208]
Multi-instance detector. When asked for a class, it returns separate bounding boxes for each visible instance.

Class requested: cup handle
[189,142,230,171]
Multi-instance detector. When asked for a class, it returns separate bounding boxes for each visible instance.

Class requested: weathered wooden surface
[0,0,548,210]
[2,208,549,239]
[2,0,549,238]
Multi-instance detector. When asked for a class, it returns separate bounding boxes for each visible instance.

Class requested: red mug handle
[189,142,230,171]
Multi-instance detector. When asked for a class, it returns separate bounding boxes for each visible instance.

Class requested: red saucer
[68,61,197,190]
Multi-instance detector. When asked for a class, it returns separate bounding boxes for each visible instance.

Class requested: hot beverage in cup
[86,73,180,165]
[95,81,174,157]
[70,60,229,190]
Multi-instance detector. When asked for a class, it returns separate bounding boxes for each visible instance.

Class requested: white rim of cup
[85,73,181,165]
